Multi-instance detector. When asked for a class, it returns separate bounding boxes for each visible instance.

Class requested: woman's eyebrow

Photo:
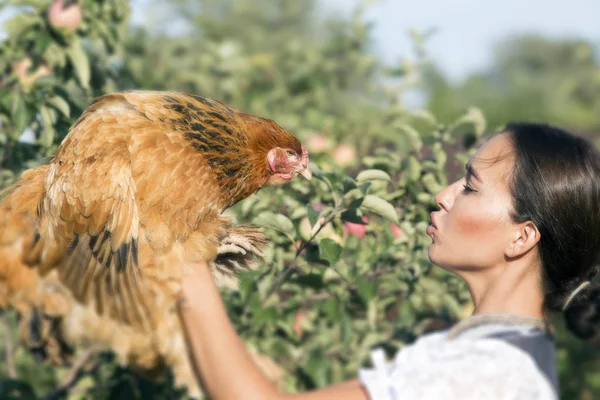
[465,162,482,182]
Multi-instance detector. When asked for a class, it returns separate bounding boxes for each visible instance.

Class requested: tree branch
[294,208,339,259]
[43,349,98,400]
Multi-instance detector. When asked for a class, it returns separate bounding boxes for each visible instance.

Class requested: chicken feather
[17,90,308,328]
[0,90,309,396]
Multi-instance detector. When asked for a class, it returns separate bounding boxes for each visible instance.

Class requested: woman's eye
[462,184,477,194]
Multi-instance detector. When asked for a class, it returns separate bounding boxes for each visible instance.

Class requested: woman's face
[427,133,518,274]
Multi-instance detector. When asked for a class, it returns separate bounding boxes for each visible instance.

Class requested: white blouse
[358,323,557,400]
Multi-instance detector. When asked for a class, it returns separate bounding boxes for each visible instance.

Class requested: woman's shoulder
[395,325,551,366]
[359,327,557,400]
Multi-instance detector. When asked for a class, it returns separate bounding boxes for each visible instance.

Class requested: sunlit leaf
[306,204,320,227]
[66,38,91,89]
[38,105,55,148]
[360,195,399,224]
[47,95,70,118]
[319,238,342,266]
[356,169,391,183]
[253,212,294,234]
[453,107,487,137]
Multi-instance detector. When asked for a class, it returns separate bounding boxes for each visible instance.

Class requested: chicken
[0,90,311,396]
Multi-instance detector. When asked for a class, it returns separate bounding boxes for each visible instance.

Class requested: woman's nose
[434,180,460,211]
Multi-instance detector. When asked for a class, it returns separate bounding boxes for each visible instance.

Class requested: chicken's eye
[286,150,295,157]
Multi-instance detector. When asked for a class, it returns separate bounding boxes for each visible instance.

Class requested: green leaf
[0,378,36,399]
[410,109,437,125]
[319,238,342,266]
[238,273,258,301]
[253,212,294,234]
[38,105,55,148]
[0,88,12,110]
[356,169,391,183]
[306,204,320,227]
[397,123,423,152]
[454,107,487,137]
[432,142,447,169]
[407,155,421,181]
[47,95,70,118]
[340,313,353,344]
[342,176,358,193]
[323,268,340,284]
[291,273,324,290]
[422,172,443,193]
[341,208,365,224]
[323,298,342,320]
[309,163,324,180]
[254,307,278,323]
[416,192,433,205]
[66,38,91,89]
[305,351,329,387]
[343,188,364,209]
[4,13,41,37]
[290,206,306,220]
[355,278,377,304]
[358,182,371,194]
[360,195,399,224]
[10,94,28,137]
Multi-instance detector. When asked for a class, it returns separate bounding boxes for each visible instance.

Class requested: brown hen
[0,90,311,396]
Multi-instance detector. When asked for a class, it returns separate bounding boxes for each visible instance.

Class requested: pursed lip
[426,212,438,238]
[429,212,438,229]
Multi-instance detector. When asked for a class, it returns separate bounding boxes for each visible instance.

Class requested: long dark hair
[505,122,600,341]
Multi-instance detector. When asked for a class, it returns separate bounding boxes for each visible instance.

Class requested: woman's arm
[178,262,369,400]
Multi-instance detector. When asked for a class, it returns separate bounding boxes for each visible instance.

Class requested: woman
[179,122,600,399]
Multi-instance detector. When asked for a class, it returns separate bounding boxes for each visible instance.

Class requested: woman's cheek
[453,199,508,243]
[454,211,487,237]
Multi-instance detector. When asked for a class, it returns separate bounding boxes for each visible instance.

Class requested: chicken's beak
[299,166,312,181]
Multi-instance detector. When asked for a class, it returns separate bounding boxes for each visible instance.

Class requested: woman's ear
[505,222,540,259]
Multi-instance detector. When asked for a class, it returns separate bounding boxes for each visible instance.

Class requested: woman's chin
[427,237,438,252]
[428,245,447,271]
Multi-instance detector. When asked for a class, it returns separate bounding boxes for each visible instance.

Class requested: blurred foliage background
[0,0,598,399]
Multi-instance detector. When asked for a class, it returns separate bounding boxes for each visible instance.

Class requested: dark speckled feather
[158,92,302,207]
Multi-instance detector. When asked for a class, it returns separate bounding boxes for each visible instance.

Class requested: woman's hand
[178,260,282,400]
[180,260,214,304]
[178,260,369,400]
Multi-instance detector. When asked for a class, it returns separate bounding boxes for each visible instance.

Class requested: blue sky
[1,0,597,83]
[129,0,599,82]
[323,0,599,81]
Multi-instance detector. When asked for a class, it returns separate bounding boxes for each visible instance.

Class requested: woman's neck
[463,260,545,319]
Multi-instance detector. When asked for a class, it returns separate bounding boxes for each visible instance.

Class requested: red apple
[332,144,357,167]
[12,58,51,87]
[311,202,324,212]
[47,0,82,32]
[30,64,52,81]
[343,216,368,239]
[389,223,403,239]
[306,134,330,153]
[293,311,305,337]
[12,58,32,80]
